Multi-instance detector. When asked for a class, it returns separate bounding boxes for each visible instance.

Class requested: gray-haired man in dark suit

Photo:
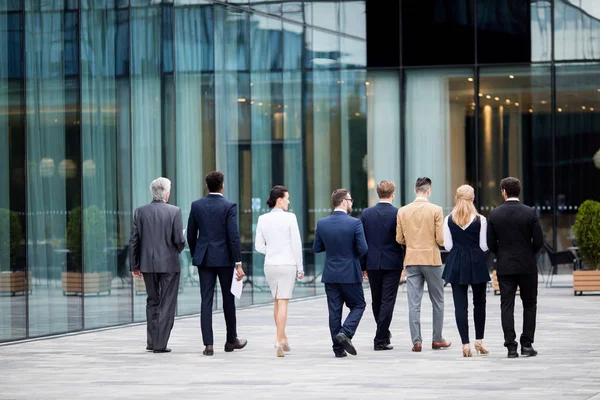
[130,177,186,353]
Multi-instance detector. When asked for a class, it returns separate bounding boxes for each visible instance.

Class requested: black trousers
[325,283,366,355]
[450,283,487,345]
[497,273,538,349]
[367,269,402,345]
[143,272,180,351]
[198,266,237,345]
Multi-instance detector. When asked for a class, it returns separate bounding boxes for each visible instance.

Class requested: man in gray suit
[130,177,186,353]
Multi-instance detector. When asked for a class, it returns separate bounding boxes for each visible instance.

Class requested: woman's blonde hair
[451,185,479,227]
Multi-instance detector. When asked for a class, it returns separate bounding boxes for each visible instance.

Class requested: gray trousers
[406,266,444,344]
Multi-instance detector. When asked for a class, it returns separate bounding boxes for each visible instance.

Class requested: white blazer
[255,208,303,273]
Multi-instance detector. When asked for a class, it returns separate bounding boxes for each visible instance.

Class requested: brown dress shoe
[432,340,452,349]
[412,343,422,352]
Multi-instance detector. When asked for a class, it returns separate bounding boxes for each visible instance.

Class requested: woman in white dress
[255,186,304,357]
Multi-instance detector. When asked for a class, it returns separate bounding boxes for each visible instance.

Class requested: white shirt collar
[505,198,520,202]
[379,200,393,204]
[208,192,223,196]
[415,196,429,202]
[271,208,284,212]
[334,208,348,214]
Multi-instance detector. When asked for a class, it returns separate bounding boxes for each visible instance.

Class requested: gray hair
[150,177,171,201]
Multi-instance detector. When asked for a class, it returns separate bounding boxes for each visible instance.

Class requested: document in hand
[230,268,243,299]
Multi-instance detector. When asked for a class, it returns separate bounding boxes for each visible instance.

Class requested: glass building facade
[1,0,598,343]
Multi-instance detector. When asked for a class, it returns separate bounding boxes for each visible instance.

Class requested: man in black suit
[360,180,404,351]
[487,177,544,358]
[130,177,186,353]
[187,171,247,356]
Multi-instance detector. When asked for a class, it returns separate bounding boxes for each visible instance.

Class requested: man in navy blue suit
[360,180,404,351]
[313,189,368,357]
[187,171,247,356]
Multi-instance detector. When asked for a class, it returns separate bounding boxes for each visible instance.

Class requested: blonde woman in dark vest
[443,185,491,357]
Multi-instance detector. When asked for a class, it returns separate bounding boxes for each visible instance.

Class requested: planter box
[492,270,519,295]
[0,271,31,296]
[573,270,600,296]
[61,271,112,296]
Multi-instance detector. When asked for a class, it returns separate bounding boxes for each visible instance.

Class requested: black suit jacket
[186,194,242,268]
[487,200,544,275]
[129,200,186,273]
[360,203,404,271]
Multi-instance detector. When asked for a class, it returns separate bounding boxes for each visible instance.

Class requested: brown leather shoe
[432,339,452,349]
[412,343,422,352]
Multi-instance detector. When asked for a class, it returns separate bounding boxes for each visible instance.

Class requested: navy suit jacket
[360,202,404,271]
[313,211,368,284]
[186,194,242,268]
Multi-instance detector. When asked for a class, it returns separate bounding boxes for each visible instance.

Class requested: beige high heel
[462,344,472,357]
[474,340,489,355]
[275,342,285,357]
[281,339,291,352]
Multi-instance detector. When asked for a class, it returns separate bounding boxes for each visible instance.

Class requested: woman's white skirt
[264,264,296,299]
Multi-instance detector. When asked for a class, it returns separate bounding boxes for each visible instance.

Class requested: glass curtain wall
[0,1,368,343]
[0,0,27,342]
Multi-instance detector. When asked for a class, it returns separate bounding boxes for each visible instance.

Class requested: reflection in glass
[478,66,553,243]
[250,14,283,306]
[340,1,366,38]
[175,1,215,315]
[555,0,600,61]
[80,2,132,329]
[26,0,83,337]
[366,71,401,207]
[404,68,475,213]
[0,1,27,342]
[131,5,163,322]
[555,63,600,249]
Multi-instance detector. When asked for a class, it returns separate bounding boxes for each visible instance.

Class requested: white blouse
[255,209,303,273]
[443,214,488,252]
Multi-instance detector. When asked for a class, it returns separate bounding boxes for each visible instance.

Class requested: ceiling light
[514,102,520,107]
[494,97,500,101]
[591,108,595,111]
[478,93,483,97]
[258,102,263,106]
[557,108,563,112]
[365,81,370,86]
[509,75,515,79]
[237,98,246,103]
[355,112,360,116]
[468,78,473,82]
[529,109,533,113]
[505,99,511,104]
[541,100,547,105]
[486,95,491,99]
[582,106,587,110]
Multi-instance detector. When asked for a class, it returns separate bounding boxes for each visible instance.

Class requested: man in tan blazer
[396,177,451,352]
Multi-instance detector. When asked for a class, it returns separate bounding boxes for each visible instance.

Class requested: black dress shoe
[203,345,214,356]
[374,343,394,351]
[521,346,538,357]
[507,349,519,358]
[224,338,248,352]
[153,348,171,353]
[335,332,357,356]
[146,345,153,351]
[335,351,348,358]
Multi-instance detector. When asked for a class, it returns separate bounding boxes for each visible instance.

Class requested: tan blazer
[396,198,444,267]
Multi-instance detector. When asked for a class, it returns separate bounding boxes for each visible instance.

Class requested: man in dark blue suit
[313,189,368,357]
[187,171,247,356]
[360,180,404,351]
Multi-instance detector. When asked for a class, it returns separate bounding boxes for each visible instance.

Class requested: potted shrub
[0,209,28,295]
[572,200,600,295]
[62,206,112,295]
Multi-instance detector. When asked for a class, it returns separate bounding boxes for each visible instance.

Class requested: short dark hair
[415,177,432,193]
[500,177,521,198]
[331,188,349,208]
[266,185,288,208]
[205,171,224,193]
